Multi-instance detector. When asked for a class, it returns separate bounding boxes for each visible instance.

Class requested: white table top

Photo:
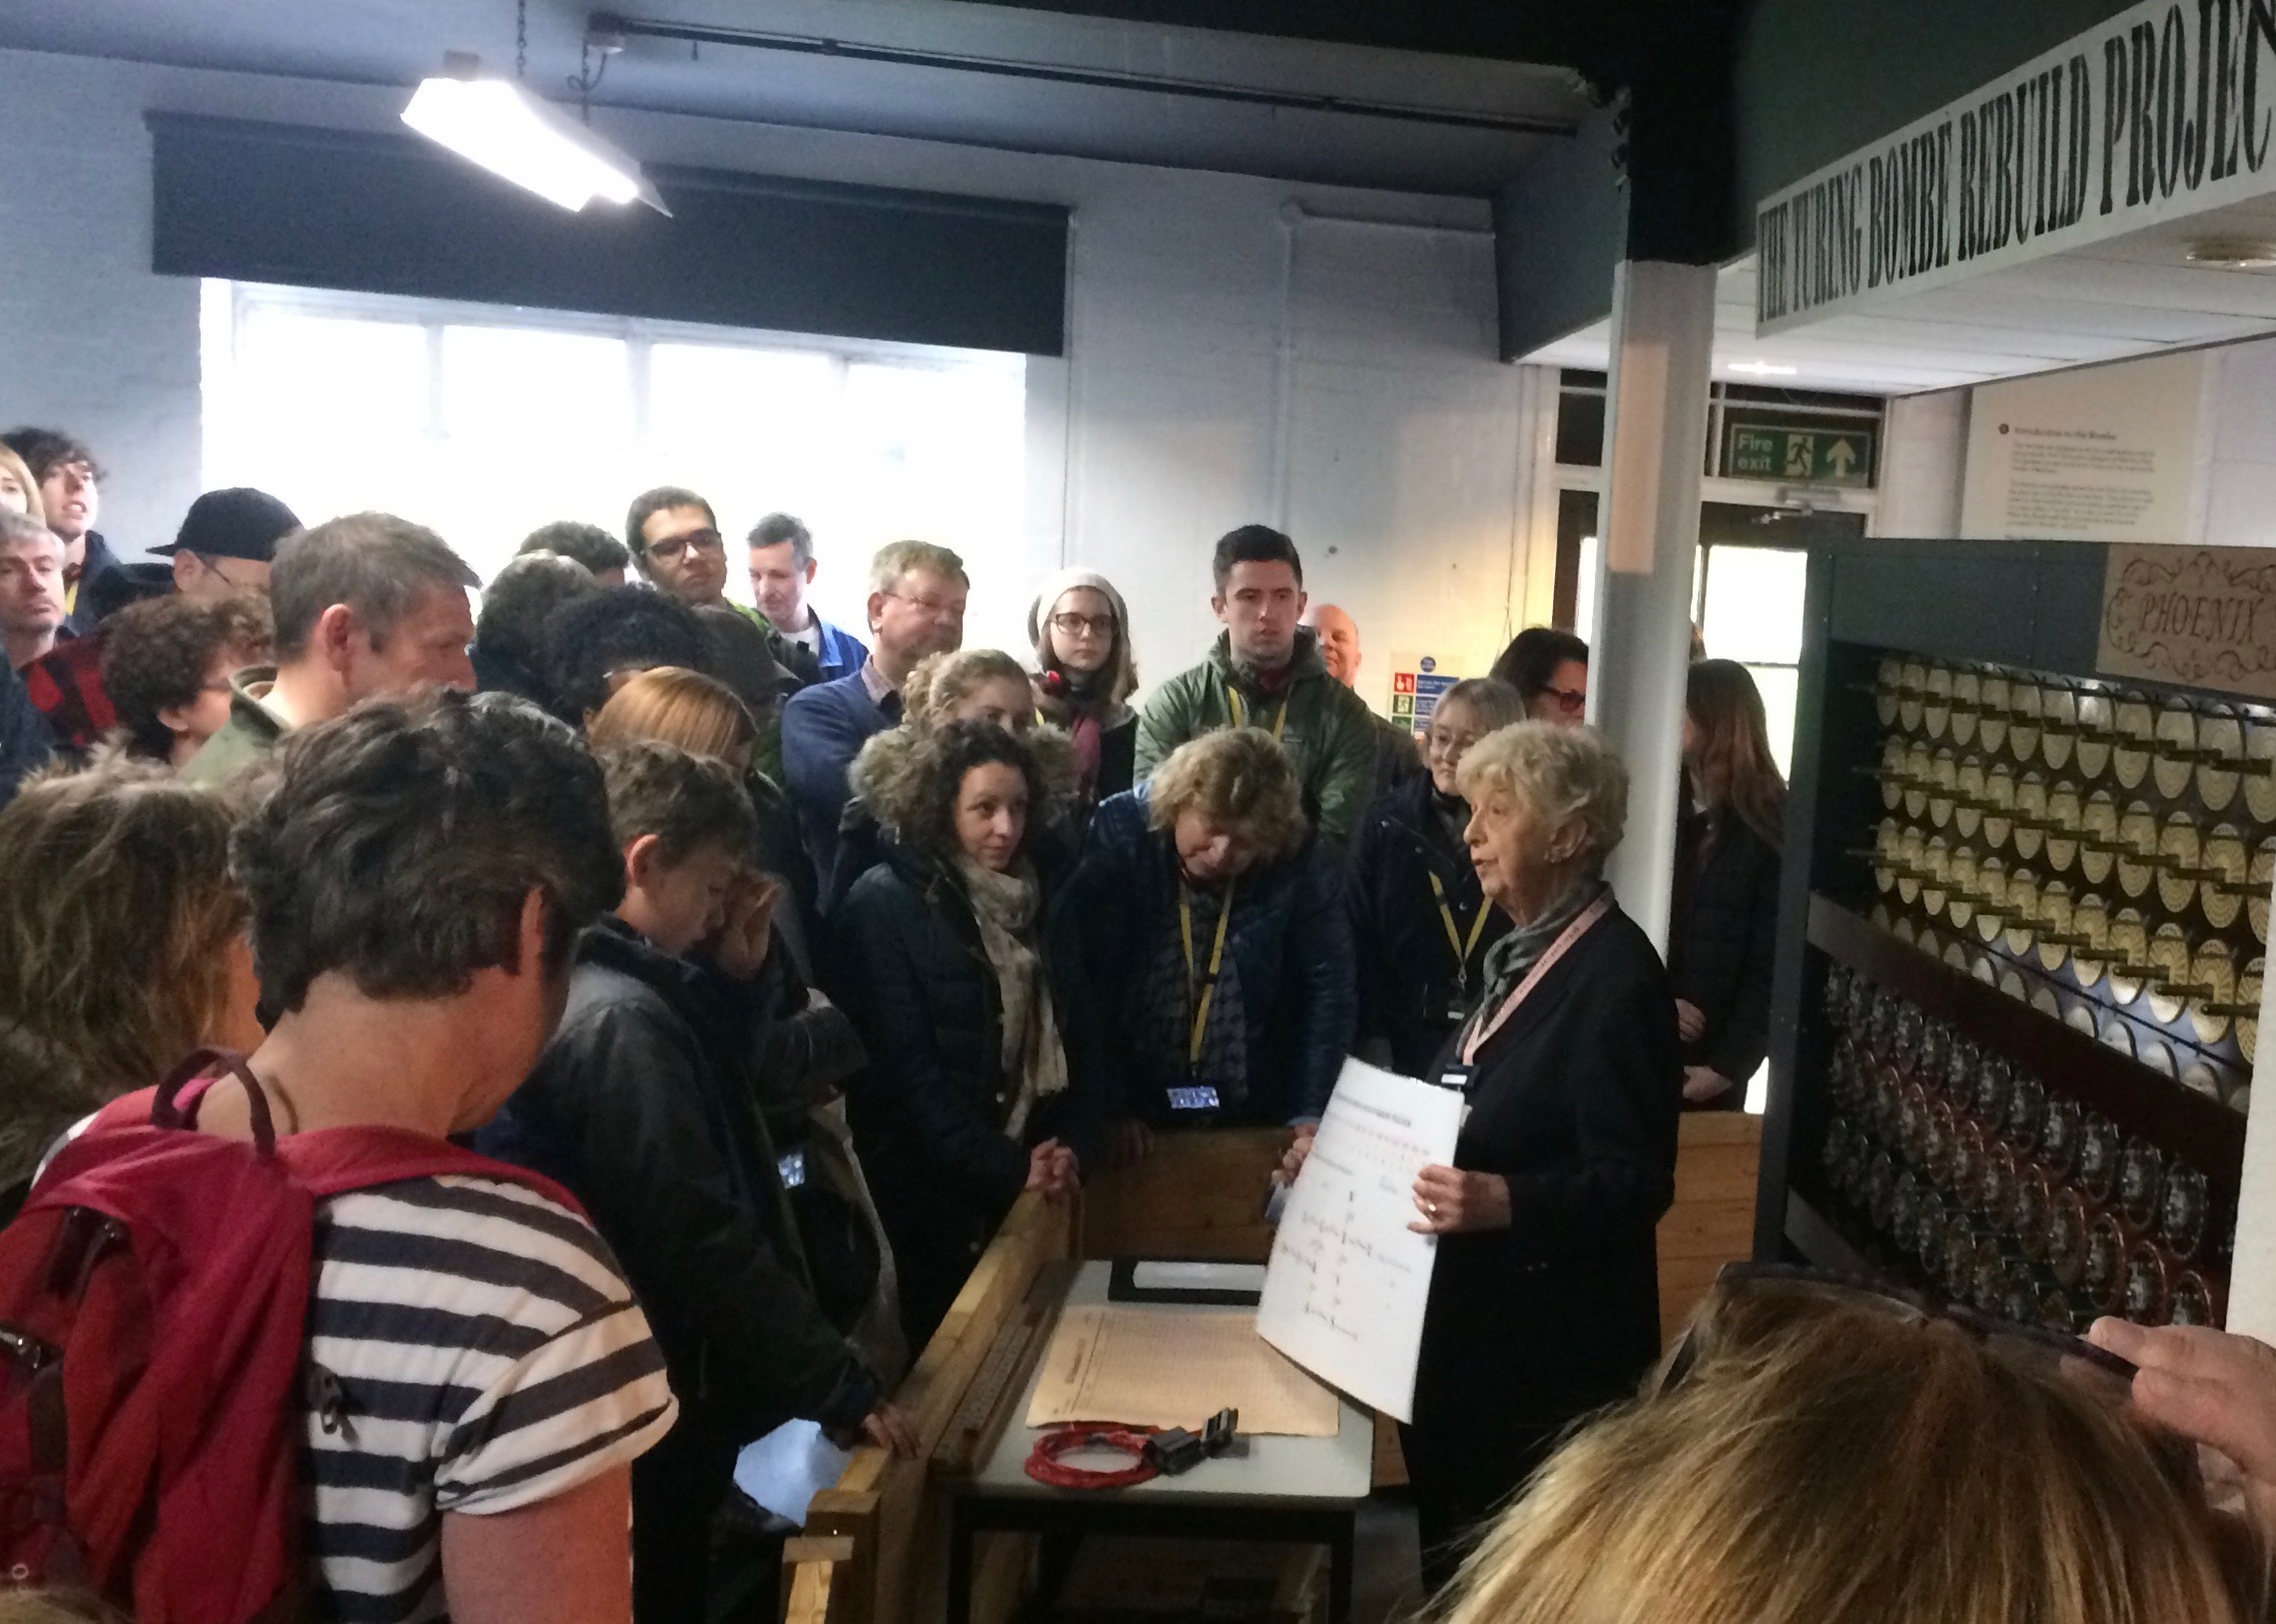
[968,1260,1374,1506]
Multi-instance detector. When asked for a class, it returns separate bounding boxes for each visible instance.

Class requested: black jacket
[1071,788,1355,1125]
[478,920,876,1444]
[1669,808,1782,1095]
[828,839,1102,1338]
[1406,904,1681,1529]
[1349,775,1512,1078]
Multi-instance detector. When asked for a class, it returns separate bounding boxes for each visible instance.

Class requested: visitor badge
[776,1148,807,1189]
[1165,1085,1222,1113]
[1433,1064,1474,1095]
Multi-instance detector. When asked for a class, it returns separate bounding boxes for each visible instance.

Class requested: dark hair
[541,585,712,724]
[1687,658,1787,849]
[270,512,479,661]
[866,718,1052,863]
[519,520,631,577]
[598,739,757,865]
[102,592,275,759]
[87,562,174,623]
[0,428,102,484]
[1490,626,1590,698]
[231,690,621,1013]
[624,486,716,568]
[1210,524,1303,594]
[476,552,602,682]
[694,605,797,713]
[747,512,814,567]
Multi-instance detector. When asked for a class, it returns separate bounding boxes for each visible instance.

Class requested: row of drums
[1873,656,2276,815]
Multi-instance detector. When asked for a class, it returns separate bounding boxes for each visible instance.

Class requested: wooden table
[945,1260,1372,1624]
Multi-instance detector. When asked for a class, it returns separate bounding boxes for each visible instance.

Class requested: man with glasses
[24,486,299,754]
[749,512,868,683]
[780,539,968,898]
[626,486,821,684]
[1,427,119,636]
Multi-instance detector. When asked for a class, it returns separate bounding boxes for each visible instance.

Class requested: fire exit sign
[1725,422,1874,486]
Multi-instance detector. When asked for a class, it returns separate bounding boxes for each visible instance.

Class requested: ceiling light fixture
[1725,360,1800,377]
[2185,239,2276,270]
[401,52,667,215]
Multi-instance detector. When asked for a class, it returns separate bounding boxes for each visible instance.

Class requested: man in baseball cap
[155,486,301,601]
[22,487,300,754]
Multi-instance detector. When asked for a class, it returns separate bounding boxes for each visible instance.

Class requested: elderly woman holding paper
[1290,720,1680,1589]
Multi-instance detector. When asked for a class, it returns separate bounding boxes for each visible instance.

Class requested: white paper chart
[1255,1058,1464,1422]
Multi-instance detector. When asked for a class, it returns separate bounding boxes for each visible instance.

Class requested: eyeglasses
[1538,685,1587,715]
[1663,1262,2200,1495]
[646,528,725,562]
[1050,611,1117,637]
[1427,730,1481,757]
[883,589,965,619]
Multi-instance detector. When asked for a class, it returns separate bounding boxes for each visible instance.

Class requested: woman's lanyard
[1428,869,1494,1000]
[1179,881,1236,1073]
[1455,894,1612,1070]
[1225,685,1288,741]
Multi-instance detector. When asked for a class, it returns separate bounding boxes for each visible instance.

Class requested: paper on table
[1024,1305,1340,1436]
[1255,1057,1465,1423]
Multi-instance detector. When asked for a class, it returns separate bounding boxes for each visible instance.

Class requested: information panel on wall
[1755,0,2276,334]
[1959,351,2205,541]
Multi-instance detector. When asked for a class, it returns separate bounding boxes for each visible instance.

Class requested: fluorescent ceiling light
[2186,239,2276,270]
[1725,360,1799,377]
[402,59,667,215]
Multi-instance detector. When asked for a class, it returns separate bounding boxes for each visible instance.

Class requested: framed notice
[2099,545,2276,702]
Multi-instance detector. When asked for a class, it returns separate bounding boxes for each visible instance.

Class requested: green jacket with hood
[1134,627,1379,847]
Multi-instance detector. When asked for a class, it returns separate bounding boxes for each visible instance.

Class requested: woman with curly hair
[830,719,1100,1345]
[0,759,264,1219]
[100,590,273,766]
[1072,727,1355,1142]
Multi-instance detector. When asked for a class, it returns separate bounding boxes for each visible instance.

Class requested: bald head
[1302,602,1360,687]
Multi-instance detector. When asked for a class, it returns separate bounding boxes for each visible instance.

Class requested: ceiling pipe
[587,11,1579,138]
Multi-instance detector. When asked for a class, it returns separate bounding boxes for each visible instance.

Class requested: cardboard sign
[2099,545,2276,701]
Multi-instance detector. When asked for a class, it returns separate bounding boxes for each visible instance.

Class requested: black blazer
[1670,810,1782,1093]
[1348,775,1512,1078]
[1411,904,1681,1464]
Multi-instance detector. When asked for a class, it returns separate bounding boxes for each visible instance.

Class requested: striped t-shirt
[303,1175,677,1624]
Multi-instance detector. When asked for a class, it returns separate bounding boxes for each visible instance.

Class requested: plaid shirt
[22,632,115,754]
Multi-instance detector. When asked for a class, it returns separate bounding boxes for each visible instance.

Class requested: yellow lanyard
[1428,870,1494,988]
[1178,882,1236,1073]
[1225,685,1287,741]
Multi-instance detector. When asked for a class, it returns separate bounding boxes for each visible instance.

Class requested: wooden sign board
[2099,546,2276,702]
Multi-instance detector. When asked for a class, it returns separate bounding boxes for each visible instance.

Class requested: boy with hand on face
[480,740,913,1624]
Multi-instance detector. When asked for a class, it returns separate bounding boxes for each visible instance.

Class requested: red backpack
[0,1051,584,1623]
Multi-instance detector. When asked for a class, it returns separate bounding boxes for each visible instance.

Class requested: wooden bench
[784,1114,1763,1621]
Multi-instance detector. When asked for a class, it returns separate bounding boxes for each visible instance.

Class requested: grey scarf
[1476,878,1607,1014]
[955,858,1070,1137]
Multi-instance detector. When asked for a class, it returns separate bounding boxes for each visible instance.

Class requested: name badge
[1433,1065,1474,1095]
[1165,1085,1223,1113]
[1443,994,1472,1025]
[776,1148,808,1190]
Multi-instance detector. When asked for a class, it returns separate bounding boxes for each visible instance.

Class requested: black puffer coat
[1348,774,1512,1078]
[829,837,1101,1345]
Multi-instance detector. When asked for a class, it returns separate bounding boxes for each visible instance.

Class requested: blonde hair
[1146,728,1306,863]
[0,444,44,527]
[1438,1290,2260,1624]
[0,759,247,1191]
[1456,720,1628,868]
[587,665,755,767]
[867,538,968,595]
[903,648,1032,729]
[1432,677,1528,738]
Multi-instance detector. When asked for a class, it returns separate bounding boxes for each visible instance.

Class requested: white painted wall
[0,45,1542,710]
[1872,388,1967,539]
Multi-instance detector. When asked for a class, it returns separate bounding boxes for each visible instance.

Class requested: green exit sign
[1725,422,1873,486]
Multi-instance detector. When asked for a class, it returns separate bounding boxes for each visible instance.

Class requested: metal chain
[514,0,527,80]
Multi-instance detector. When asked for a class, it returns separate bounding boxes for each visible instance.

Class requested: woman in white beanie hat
[1027,568,1139,825]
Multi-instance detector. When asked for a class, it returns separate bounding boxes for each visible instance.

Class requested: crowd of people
[0,423,2269,1624]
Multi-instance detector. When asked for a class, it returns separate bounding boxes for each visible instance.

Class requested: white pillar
[1589,260,1716,953]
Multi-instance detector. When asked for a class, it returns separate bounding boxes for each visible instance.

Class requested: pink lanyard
[1458,894,1612,1067]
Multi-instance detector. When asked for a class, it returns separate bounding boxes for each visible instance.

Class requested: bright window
[200,281,1027,631]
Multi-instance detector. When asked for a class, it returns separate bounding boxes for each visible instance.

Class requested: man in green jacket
[1135,524,1378,847]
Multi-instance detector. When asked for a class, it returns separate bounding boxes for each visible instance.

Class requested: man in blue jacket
[779,539,966,899]
[748,512,869,683]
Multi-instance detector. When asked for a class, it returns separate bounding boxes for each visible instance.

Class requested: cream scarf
[956,858,1070,1137]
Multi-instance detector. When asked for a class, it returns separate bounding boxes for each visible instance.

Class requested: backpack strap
[149,1049,273,1151]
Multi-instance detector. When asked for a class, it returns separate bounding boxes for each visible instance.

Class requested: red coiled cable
[1024,1422,1160,1489]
